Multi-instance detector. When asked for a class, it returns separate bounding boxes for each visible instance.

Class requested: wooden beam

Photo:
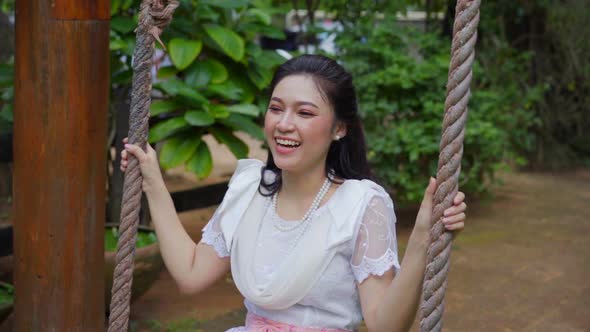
[13,0,109,330]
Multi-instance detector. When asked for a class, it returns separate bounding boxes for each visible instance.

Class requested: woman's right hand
[120,137,164,192]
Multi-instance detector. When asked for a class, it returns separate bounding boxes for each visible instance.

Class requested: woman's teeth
[276,138,301,147]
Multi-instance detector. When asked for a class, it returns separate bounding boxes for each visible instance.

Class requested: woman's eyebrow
[271,97,319,109]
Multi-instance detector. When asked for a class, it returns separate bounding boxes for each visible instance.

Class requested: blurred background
[0,0,588,331]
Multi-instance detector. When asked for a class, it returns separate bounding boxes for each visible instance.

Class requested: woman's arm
[359,227,429,332]
[122,142,230,294]
[359,178,466,331]
[144,178,230,294]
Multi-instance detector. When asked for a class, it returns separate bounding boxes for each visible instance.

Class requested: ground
[128,165,590,331]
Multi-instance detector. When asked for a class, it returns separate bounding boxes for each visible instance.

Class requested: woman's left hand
[415,177,467,234]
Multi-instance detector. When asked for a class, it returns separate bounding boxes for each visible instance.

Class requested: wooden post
[13,0,110,330]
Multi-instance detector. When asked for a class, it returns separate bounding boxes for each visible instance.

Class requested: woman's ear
[333,122,347,141]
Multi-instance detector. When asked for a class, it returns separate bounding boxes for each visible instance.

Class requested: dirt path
[129,168,590,332]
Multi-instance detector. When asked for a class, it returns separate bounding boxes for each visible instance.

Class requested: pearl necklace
[271,178,332,233]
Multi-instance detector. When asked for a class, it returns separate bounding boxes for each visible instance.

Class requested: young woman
[121,55,467,331]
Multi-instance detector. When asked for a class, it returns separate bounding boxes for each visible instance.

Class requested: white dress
[200,159,401,331]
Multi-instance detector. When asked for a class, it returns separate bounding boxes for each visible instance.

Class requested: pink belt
[246,313,348,332]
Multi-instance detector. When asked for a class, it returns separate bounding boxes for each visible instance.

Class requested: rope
[418,1,481,331]
[107,1,178,331]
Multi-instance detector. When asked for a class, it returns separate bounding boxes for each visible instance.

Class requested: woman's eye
[268,106,282,112]
[299,111,314,117]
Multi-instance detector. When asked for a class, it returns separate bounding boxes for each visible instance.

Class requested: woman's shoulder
[227,158,266,189]
[322,179,394,249]
[332,178,391,205]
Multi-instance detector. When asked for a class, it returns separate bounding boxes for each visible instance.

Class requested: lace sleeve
[199,207,230,258]
[350,194,401,284]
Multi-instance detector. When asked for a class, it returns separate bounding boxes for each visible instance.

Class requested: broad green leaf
[111,16,136,34]
[240,23,285,39]
[220,114,264,140]
[185,59,228,87]
[203,59,228,84]
[110,0,121,14]
[156,66,178,79]
[195,3,220,21]
[207,83,243,100]
[185,62,211,87]
[246,42,263,57]
[169,38,203,70]
[157,78,208,104]
[207,104,230,119]
[150,100,179,117]
[247,8,271,25]
[210,127,249,159]
[247,62,273,89]
[109,38,127,51]
[204,24,245,61]
[258,50,286,68]
[185,111,215,126]
[227,104,260,116]
[121,0,134,10]
[186,141,213,179]
[159,137,201,169]
[200,0,248,9]
[148,117,189,142]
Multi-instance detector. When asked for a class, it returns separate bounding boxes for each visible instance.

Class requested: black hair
[259,54,372,196]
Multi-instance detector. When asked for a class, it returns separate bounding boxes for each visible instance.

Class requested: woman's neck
[280,163,327,202]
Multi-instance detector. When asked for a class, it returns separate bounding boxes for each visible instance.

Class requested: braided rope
[107,1,178,331]
[418,1,481,331]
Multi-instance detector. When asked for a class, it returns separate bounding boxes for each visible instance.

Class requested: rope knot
[137,0,179,49]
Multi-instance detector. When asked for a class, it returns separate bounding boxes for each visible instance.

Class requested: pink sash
[245,313,348,332]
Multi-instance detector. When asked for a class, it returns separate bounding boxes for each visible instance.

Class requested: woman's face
[264,75,345,174]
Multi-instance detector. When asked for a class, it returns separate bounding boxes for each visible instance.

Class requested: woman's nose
[276,112,294,132]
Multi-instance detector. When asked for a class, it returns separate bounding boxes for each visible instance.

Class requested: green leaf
[227,104,260,116]
[241,24,285,39]
[247,8,271,25]
[204,24,245,62]
[185,62,211,87]
[220,114,264,140]
[207,82,243,100]
[109,38,127,51]
[157,78,208,104]
[0,64,14,88]
[247,61,273,89]
[150,100,179,117]
[203,59,228,84]
[169,38,203,70]
[111,16,136,34]
[159,137,201,169]
[210,127,249,159]
[185,59,228,87]
[185,111,215,126]
[200,0,248,9]
[207,104,230,119]
[0,104,13,122]
[148,117,189,142]
[186,140,213,179]
[156,66,178,79]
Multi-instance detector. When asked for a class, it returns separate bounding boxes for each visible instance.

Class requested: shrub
[334,17,542,204]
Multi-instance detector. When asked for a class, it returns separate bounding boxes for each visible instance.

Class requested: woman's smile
[264,75,338,173]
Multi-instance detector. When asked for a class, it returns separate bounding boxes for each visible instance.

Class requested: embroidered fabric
[201,209,230,257]
[350,195,401,283]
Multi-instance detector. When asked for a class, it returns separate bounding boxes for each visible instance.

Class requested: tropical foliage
[110,0,288,178]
